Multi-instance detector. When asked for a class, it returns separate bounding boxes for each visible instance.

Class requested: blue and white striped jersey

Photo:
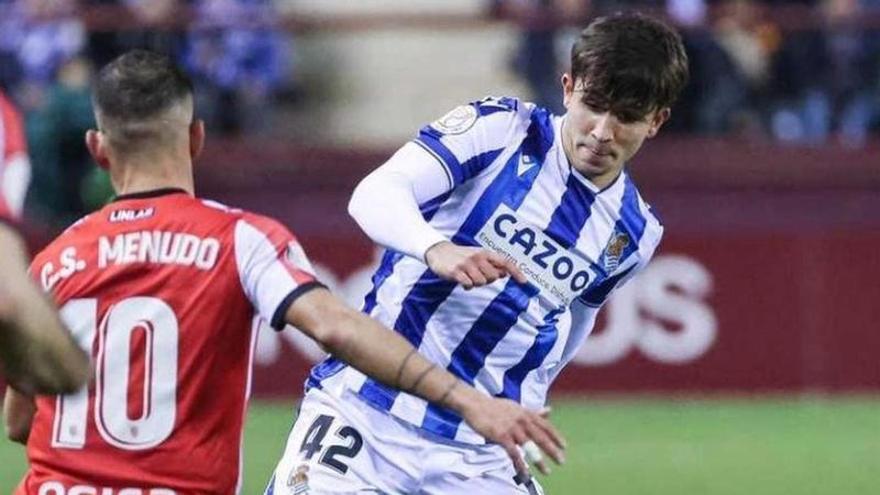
[309,97,663,444]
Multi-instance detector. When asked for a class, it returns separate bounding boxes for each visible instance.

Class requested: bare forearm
[325,308,481,412]
[287,289,482,416]
[286,289,567,472]
[0,227,90,394]
[0,289,90,395]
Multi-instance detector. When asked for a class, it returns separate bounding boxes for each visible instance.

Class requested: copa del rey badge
[431,104,478,135]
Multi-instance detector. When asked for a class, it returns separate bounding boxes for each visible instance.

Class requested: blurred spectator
[87,0,188,69]
[494,0,588,115]
[184,0,293,135]
[0,0,109,231]
[770,0,878,146]
[698,0,780,135]
[24,57,109,231]
[0,0,86,96]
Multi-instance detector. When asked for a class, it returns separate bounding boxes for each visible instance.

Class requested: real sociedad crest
[602,229,631,272]
[431,104,478,135]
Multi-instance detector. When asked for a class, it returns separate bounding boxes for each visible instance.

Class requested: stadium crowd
[0,0,878,230]
[497,0,880,145]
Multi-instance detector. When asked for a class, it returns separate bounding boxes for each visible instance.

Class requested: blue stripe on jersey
[581,263,637,307]
[421,280,539,435]
[446,280,539,384]
[501,306,564,402]
[306,356,347,391]
[264,473,275,495]
[414,135,504,187]
[474,96,518,116]
[618,176,648,257]
[476,105,511,117]
[580,177,647,306]
[544,173,596,247]
[362,250,405,315]
[359,113,553,422]
[419,190,453,220]
[358,275,458,410]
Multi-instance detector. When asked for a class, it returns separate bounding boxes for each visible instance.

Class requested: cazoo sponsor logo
[255,252,717,367]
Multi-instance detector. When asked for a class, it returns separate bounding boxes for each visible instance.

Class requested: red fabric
[19,192,315,495]
[0,90,27,222]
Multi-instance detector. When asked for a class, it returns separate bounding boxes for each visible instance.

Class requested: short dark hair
[570,13,689,121]
[94,49,193,122]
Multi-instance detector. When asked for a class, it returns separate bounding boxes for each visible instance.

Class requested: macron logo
[517,154,538,177]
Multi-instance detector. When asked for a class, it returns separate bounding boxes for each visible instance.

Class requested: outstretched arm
[286,287,565,475]
[349,143,525,288]
[0,224,90,395]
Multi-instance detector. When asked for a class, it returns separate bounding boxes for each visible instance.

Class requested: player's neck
[111,157,195,197]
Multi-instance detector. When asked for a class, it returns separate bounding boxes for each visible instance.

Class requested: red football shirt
[0,90,29,223]
[18,189,321,495]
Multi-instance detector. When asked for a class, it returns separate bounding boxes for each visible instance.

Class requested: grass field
[2,397,878,494]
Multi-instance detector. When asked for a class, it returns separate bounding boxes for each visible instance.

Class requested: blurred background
[1,0,878,493]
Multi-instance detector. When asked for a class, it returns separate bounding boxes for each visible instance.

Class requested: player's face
[561,74,669,187]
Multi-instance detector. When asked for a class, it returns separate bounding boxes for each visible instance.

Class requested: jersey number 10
[53,297,179,451]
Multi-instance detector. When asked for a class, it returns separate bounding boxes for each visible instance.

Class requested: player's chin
[573,157,612,177]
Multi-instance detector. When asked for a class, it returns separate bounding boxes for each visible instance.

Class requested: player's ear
[85,129,111,170]
[646,107,671,138]
[561,73,574,110]
[189,119,205,161]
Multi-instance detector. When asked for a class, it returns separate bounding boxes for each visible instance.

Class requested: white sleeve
[349,97,527,262]
[234,217,322,330]
[2,152,30,216]
[348,142,452,262]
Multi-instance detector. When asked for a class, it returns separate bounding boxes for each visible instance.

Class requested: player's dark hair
[94,49,193,121]
[570,13,689,121]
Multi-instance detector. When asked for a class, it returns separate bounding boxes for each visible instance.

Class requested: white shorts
[265,388,544,495]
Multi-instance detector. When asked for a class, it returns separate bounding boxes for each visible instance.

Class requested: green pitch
[2,397,878,494]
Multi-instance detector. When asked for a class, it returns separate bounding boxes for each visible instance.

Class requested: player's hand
[424,241,527,289]
[462,396,566,476]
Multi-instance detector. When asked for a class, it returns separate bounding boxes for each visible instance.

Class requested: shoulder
[236,210,296,239]
[626,177,664,250]
[230,210,302,259]
[422,96,538,139]
[36,211,99,257]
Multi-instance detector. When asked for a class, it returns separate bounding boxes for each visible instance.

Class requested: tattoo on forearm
[407,363,436,395]
[394,348,418,389]
[438,378,460,408]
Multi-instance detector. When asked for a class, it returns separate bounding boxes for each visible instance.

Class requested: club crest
[287,464,310,494]
[602,230,631,272]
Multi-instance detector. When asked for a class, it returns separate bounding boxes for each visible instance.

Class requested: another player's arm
[285,287,565,475]
[349,143,525,289]
[0,224,90,395]
[3,386,34,443]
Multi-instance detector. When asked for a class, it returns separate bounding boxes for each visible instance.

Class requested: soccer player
[2,50,564,495]
[0,89,91,396]
[268,12,689,494]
